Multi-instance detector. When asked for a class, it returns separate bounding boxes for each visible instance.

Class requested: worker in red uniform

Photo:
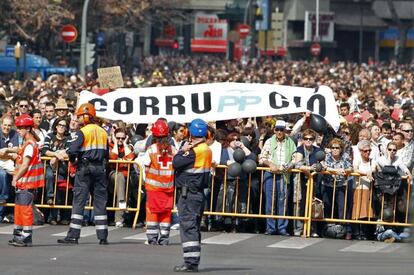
[141,119,177,245]
[173,118,212,273]
[8,114,44,247]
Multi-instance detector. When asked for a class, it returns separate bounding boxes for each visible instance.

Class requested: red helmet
[151,119,169,137]
[76,103,96,118]
[15,114,34,127]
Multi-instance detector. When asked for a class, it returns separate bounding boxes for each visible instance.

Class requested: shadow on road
[201,267,253,273]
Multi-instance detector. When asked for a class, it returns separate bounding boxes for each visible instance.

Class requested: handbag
[374,165,401,195]
[311,197,324,219]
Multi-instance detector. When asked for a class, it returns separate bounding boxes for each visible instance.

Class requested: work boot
[57,237,79,244]
[9,235,32,247]
[99,239,109,245]
[8,229,22,244]
[173,264,198,273]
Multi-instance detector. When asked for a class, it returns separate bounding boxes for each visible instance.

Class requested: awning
[332,3,387,31]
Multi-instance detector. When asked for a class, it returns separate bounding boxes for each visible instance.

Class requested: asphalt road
[0,224,413,275]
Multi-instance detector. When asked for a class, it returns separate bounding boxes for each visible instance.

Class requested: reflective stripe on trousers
[67,164,108,240]
[178,191,205,266]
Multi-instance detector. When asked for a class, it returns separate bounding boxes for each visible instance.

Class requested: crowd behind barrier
[0,56,413,244]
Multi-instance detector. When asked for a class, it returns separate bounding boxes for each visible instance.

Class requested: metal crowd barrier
[3,159,412,236]
[2,158,144,229]
[306,171,413,237]
[172,165,313,237]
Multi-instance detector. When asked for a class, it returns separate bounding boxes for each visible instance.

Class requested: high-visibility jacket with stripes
[16,139,45,190]
[145,143,177,193]
[173,142,212,190]
[68,123,108,163]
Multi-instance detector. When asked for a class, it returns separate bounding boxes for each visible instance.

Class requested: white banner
[78,83,340,131]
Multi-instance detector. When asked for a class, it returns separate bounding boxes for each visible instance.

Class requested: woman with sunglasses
[108,127,136,228]
[293,129,322,237]
[352,140,375,240]
[42,117,70,225]
[375,142,411,224]
[322,138,353,239]
[376,142,411,182]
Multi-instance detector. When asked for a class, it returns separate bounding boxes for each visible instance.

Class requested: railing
[2,160,412,235]
[1,157,144,229]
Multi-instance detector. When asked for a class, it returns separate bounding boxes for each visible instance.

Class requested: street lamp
[355,0,373,64]
[80,0,91,76]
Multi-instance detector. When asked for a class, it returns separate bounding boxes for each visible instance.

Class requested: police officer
[173,119,212,273]
[57,103,109,245]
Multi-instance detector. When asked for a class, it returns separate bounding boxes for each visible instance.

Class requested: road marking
[378,243,402,253]
[123,230,179,240]
[267,237,323,249]
[340,241,393,253]
[0,225,47,234]
[53,226,118,237]
[201,233,256,245]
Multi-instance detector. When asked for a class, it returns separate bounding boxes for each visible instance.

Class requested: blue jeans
[264,172,288,233]
[0,168,11,217]
[45,166,55,199]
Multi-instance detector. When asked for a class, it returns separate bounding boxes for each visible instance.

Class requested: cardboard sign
[97,66,124,89]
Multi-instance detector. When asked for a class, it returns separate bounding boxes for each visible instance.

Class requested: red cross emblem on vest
[158,154,173,169]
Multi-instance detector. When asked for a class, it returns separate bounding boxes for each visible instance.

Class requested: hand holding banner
[78,82,340,131]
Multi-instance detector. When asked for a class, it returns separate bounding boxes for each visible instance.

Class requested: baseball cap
[275,120,286,129]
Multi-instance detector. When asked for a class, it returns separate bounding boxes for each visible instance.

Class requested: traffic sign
[310,43,321,56]
[5,46,15,57]
[61,25,78,43]
[238,24,250,39]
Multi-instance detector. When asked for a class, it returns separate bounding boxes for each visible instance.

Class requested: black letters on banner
[307,94,326,117]
[269,91,289,109]
[191,92,211,114]
[114,97,133,114]
[166,95,185,115]
[90,99,107,111]
[140,97,159,115]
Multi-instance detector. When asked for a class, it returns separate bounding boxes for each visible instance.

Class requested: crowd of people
[0,56,413,246]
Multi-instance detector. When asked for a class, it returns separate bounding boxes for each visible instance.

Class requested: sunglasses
[387,148,397,152]
[402,129,413,133]
[331,146,341,150]
[361,149,371,153]
[275,128,285,132]
[303,137,315,141]
[116,137,126,140]
[57,124,67,128]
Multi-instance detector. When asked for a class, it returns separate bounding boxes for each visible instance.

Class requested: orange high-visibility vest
[145,144,177,193]
[184,143,212,174]
[16,140,45,190]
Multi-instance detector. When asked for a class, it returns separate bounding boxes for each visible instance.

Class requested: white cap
[275,120,286,129]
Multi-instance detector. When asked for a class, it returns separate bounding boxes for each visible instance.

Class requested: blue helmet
[189,118,208,137]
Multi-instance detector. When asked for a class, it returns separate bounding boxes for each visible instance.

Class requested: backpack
[374,165,402,195]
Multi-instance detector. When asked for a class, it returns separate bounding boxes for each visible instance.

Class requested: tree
[1,0,188,64]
